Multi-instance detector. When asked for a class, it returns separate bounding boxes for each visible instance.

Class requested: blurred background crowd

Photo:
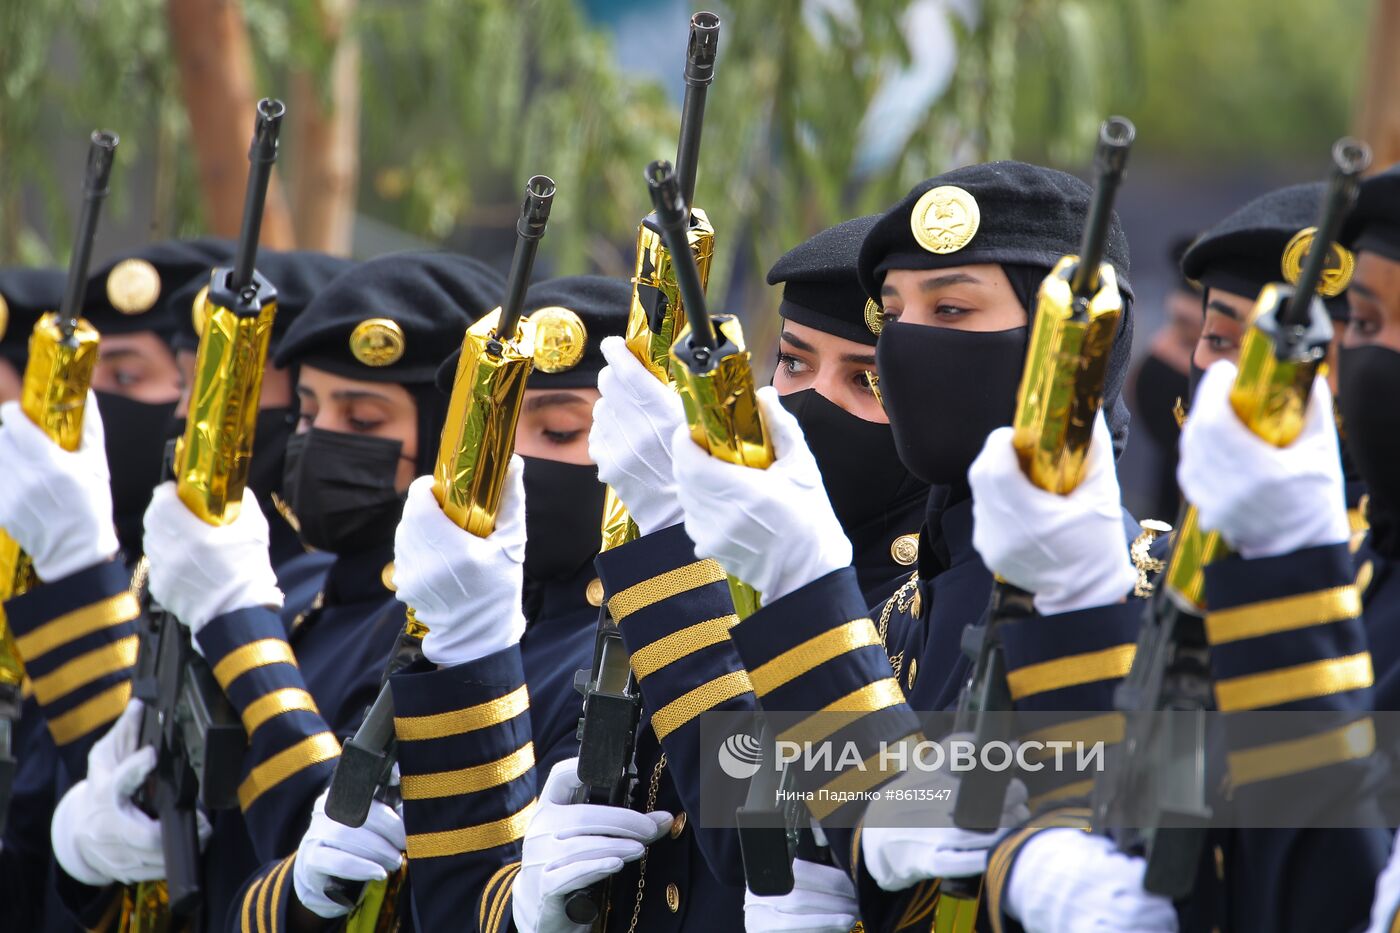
[1,0,1391,515]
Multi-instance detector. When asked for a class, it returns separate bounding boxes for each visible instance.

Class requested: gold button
[890,534,919,566]
[907,658,918,689]
[586,578,605,607]
[670,811,687,839]
[1214,845,1225,881]
[910,589,922,618]
[381,562,397,592]
[665,882,680,913]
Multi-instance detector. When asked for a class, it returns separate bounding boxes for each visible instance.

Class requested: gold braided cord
[401,742,535,800]
[1214,652,1374,711]
[629,614,739,681]
[15,591,138,661]
[747,618,882,697]
[606,560,727,621]
[212,638,297,690]
[29,634,137,704]
[237,732,341,809]
[650,670,752,740]
[775,678,907,748]
[241,688,321,736]
[1005,644,1136,700]
[49,680,130,745]
[405,801,537,859]
[1227,717,1375,786]
[394,684,530,741]
[1205,584,1360,645]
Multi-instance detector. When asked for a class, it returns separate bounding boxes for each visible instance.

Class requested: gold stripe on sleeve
[486,863,523,933]
[1006,644,1136,701]
[606,560,728,621]
[650,670,752,740]
[775,678,907,748]
[401,742,535,800]
[629,614,740,681]
[1227,717,1375,786]
[479,862,519,931]
[29,635,137,704]
[212,638,298,691]
[237,732,342,809]
[394,683,530,741]
[1205,584,1361,645]
[264,854,296,933]
[405,801,538,859]
[747,618,882,697]
[49,680,130,745]
[15,591,138,661]
[1214,652,1373,712]
[241,687,321,736]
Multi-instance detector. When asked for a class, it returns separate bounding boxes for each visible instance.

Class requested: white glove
[670,386,852,602]
[969,411,1135,615]
[52,700,211,886]
[0,391,119,580]
[1365,828,1400,933]
[1007,829,1177,932]
[396,459,527,667]
[589,337,687,536]
[515,758,671,933]
[1179,361,1349,559]
[144,483,284,633]
[861,736,1029,889]
[744,859,860,932]
[293,787,406,919]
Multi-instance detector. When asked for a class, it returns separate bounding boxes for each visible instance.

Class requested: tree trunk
[288,0,360,255]
[1357,0,1400,169]
[166,0,296,248]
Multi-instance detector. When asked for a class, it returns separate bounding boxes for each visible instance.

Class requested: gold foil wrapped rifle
[128,98,286,925]
[649,156,822,900]
[321,176,556,914]
[950,116,1135,838]
[566,13,720,928]
[0,131,118,834]
[1091,137,1371,900]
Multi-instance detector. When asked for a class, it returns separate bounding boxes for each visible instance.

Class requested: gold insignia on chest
[350,318,406,367]
[107,258,162,314]
[863,298,884,336]
[890,533,919,566]
[1131,518,1172,598]
[585,577,605,607]
[529,306,587,373]
[0,291,8,342]
[910,186,980,255]
[1282,227,1354,298]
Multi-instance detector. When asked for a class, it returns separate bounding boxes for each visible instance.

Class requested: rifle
[0,131,117,833]
[952,116,1135,832]
[567,13,719,926]
[322,176,555,913]
[1092,137,1370,899]
[131,98,286,923]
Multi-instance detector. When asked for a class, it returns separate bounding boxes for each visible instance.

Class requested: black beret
[1181,182,1350,319]
[0,267,66,366]
[768,215,882,345]
[1342,162,1400,263]
[856,161,1132,303]
[434,275,631,394]
[275,250,504,384]
[82,239,234,340]
[168,247,353,354]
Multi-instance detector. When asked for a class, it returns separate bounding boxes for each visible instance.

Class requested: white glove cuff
[189,576,285,633]
[51,783,113,888]
[1005,827,1071,922]
[421,610,527,667]
[33,526,120,584]
[1033,554,1136,616]
[1237,507,1351,560]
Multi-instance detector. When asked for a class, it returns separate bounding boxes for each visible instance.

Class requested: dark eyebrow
[525,392,589,412]
[98,348,140,362]
[330,389,396,404]
[919,272,981,292]
[840,351,877,366]
[1206,300,1243,321]
[1349,279,1379,302]
[779,328,815,353]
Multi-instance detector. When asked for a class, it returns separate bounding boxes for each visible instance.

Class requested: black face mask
[1340,345,1400,555]
[282,428,407,555]
[522,456,606,583]
[1133,354,1188,453]
[875,322,1028,490]
[778,389,926,537]
[95,391,179,559]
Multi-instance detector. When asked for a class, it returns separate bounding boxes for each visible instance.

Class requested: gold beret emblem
[350,318,406,367]
[1282,227,1354,298]
[0,292,8,343]
[529,306,587,374]
[107,258,162,315]
[190,284,211,338]
[910,185,981,255]
[863,298,884,336]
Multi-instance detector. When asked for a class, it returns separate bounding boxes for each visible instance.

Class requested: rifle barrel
[231,98,286,293]
[1069,116,1134,300]
[646,160,716,352]
[674,11,721,210]
[58,131,119,335]
[494,175,556,343]
[1282,137,1371,327]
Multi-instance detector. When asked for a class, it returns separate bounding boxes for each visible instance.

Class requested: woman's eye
[777,353,811,376]
[881,309,900,325]
[114,370,139,388]
[348,418,383,432]
[544,429,583,444]
[934,304,970,319]
[296,412,315,428]
[1204,335,1237,352]
[1349,316,1380,338]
